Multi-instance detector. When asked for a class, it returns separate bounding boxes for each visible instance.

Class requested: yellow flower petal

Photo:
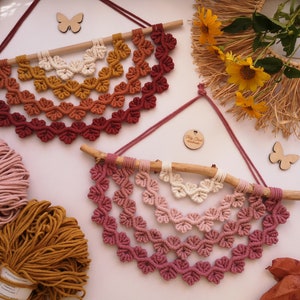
[235,92,268,119]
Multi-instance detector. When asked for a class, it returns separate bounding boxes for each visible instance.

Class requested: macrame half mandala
[0,24,177,144]
[38,39,107,80]
[17,34,131,101]
[87,152,289,285]
[11,30,153,121]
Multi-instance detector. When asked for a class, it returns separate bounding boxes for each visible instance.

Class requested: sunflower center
[240,66,256,80]
[201,24,209,34]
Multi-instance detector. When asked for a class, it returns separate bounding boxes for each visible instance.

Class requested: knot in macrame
[159,163,225,203]
[197,83,207,96]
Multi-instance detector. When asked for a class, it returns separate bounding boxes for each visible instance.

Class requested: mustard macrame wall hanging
[0,20,182,144]
[191,0,300,138]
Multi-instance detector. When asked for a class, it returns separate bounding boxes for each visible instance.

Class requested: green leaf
[252,12,283,33]
[253,34,273,51]
[284,66,300,78]
[222,17,252,33]
[255,57,283,74]
[270,17,288,28]
[280,25,299,56]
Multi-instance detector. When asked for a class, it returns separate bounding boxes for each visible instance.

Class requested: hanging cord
[115,83,267,187]
[100,0,152,27]
[0,0,40,53]
[1,0,149,54]
[200,84,267,187]
[115,92,201,155]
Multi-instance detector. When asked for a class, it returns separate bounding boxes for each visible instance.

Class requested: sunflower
[235,92,268,119]
[208,45,226,61]
[226,57,271,92]
[193,7,223,45]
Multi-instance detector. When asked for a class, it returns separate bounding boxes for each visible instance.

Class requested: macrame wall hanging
[191,0,300,138]
[80,85,300,286]
[0,0,182,144]
[0,139,90,299]
[81,145,292,286]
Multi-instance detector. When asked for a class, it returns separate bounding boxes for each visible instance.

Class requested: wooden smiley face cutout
[269,141,299,171]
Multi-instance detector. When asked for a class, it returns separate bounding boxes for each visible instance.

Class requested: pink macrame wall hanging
[82,148,289,285]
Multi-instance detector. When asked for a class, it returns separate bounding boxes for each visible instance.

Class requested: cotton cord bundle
[0,139,29,227]
[0,199,90,299]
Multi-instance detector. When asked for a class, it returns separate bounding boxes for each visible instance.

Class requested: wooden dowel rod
[6,19,183,65]
[80,144,300,201]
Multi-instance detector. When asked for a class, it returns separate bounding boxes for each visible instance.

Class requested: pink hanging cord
[100,0,152,27]
[0,0,40,53]
[115,93,201,156]
[115,83,267,187]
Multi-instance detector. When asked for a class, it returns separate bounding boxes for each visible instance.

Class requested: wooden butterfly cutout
[56,12,84,33]
[269,141,299,170]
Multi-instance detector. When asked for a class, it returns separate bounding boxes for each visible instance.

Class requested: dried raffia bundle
[260,257,300,299]
[191,0,300,138]
[0,199,90,300]
[0,139,29,227]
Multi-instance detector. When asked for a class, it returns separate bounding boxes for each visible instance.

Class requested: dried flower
[226,57,271,92]
[235,91,268,119]
[193,7,223,45]
[260,257,300,300]
[209,45,226,61]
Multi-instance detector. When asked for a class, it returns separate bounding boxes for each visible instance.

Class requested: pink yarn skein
[0,140,29,227]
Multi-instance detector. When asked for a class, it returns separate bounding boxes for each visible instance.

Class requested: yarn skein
[0,139,29,227]
[0,199,90,300]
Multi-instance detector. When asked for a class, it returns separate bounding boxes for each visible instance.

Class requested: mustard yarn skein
[0,139,29,227]
[0,199,90,299]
